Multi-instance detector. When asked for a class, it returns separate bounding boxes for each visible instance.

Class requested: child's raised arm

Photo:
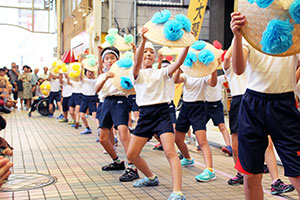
[133,27,148,79]
[167,46,189,76]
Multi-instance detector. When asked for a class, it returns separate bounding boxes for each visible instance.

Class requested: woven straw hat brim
[82,59,98,72]
[144,20,195,47]
[50,67,61,76]
[235,0,300,57]
[110,62,136,95]
[181,42,220,77]
[101,34,133,51]
[158,46,182,56]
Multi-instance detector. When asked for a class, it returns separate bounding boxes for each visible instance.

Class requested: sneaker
[71,122,82,128]
[133,176,159,187]
[196,146,201,151]
[114,137,118,146]
[96,138,100,142]
[221,146,233,156]
[102,161,125,171]
[153,144,163,151]
[180,158,194,167]
[168,192,186,200]
[228,173,243,185]
[56,114,64,120]
[177,151,184,160]
[68,120,75,125]
[195,168,216,182]
[80,128,92,135]
[119,168,139,182]
[271,179,295,195]
[59,118,68,123]
[48,114,53,118]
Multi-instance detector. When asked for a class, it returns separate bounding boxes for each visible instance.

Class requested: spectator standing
[8,62,19,101]
[31,68,39,96]
[39,67,49,80]
[18,65,32,110]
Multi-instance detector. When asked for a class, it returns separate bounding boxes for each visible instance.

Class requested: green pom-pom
[123,51,134,58]
[124,34,133,43]
[86,54,97,66]
[105,34,116,45]
[108,28,118,35]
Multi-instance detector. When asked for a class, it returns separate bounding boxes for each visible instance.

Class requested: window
[138,0,183,6]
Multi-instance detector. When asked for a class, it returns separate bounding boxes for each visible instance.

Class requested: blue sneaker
[80,128,92,134]
[48,114,53,118]
[71,122,82,127]
[168,192,186,200]
[195,168,216,182]
[133,176,159,187]
[96,138,99,142]
[114,137,118,146]
[221,145,233,156]
[56,114,64,120]
[180,158,194,166]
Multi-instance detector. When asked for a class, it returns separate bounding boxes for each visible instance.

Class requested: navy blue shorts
[99,96,129,129]
[48,91,61,104]
[79,95,97,113]
[169,101,176,124]
[69,93,82,108]
[133,103,174,139]
[237,89,300,177]
[62,96,71,112]
[176,101,207,133]
[96,102,103,120]
[229,95,243,134]
[205,100,225,126]
[128,95,139,112]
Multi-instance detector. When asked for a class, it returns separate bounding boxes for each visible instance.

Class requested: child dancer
[96,46,139,182]
[127,28,189,200]
[59,73,73,123]
[205,74,232,156]
[231,12,300,199]
[48,73,63,118]
[79,56,98,134]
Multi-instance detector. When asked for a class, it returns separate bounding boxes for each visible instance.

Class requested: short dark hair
[100,47,120,60]
[0,115,6,130]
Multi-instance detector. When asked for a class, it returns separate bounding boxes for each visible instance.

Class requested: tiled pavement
[0,109,298,200]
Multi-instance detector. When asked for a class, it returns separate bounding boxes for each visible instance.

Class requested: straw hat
[101,28,133,51]
[82,54,98,72]
[40,81,51,97]
[110,57,136,95]
[50,60,65,76]
[144,10,195,47]
[235,0,300,56]
[180,40,221,77]
[158,46,182,56]
[68,62,82,82]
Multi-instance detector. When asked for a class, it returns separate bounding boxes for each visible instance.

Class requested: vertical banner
[187,0,208,39]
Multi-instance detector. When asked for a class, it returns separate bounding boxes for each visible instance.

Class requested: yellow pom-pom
[52,61,57,67]
[46,84,51,90]
[72,64,80,71]
[53,68,59,73]
[69,72,76,78]
[42,90,49,96]
[75,70,81,76]
[61,63,66,68]
[40,84,45,90]
[62,66,68,73]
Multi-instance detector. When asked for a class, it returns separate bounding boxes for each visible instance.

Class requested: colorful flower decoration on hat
[108,28,118,35]
[105,34,117,46]
[183,52,197,67]
[198,49,215,65]
[72,63,80,71]
[152,10,171,24]
[124,34,134,44]
[191,40,206,50]
[86,54,97,66]
[164,19,184,41]
[62,65,68,73]
[123,51,134,59]
[117,57,133,68]
[120,76,134,90]
[175,14,192,32]
[213,40,223,49]
[290,0,300,24]
[260,19,294,54]
[248,0,274,8]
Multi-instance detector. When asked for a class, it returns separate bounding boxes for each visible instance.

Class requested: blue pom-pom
[198,49,215,65]
[248,0,274,8]
[290,0,300,24]
[183,52,197,67]
[163,19,184,41]
[175,14,191,32]
[152,10,171,24]
[191,40,206,50]
[105,34,116,45]
[120,76,133,90]
[260,19,294,54]
[117,57,133,68]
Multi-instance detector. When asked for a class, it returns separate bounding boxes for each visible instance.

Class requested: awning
[62,50,76,63]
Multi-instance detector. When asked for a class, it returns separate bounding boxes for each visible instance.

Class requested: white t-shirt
[181,73,210,102]
[82,77,97,96]
[205,75,226,102]
[129,68,171,107]
[167,77,175,101]
[223,63,248,96]
[242,38,298,93]
[295,80,300,97]
[62,78,72,97]
[50,79,60,92]
[96,73,126,99]
[71,80,82,94]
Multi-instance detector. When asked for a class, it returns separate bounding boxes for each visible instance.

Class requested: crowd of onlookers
[0,62,50,113]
